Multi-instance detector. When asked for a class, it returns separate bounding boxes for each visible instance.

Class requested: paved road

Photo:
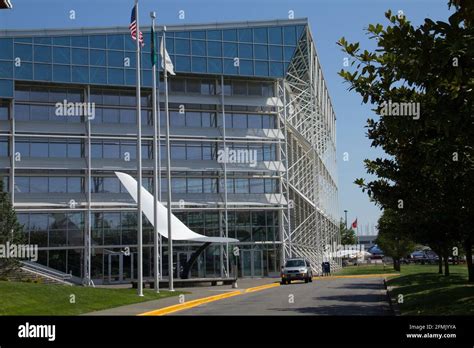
[174,277,392,315]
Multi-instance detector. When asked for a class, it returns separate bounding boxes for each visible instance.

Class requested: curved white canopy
[115,172,238,244]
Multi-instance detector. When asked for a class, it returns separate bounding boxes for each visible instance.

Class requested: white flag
[160,37,175,76]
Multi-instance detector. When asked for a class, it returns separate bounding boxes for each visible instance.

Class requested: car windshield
[285,260,305,267]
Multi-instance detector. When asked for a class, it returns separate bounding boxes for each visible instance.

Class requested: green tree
[340,219,356,245]
[376,209,415,271]
[338,1,474,281]
[0,179,25,278]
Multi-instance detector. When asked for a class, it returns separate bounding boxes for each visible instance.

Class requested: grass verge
[0,281,184,315]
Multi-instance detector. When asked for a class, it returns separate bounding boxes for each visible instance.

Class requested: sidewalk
[86,277,279,316]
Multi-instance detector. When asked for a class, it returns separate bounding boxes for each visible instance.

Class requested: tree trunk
[444,251,450,276]
[393,258,401,272]
[438,255,443,274]
[465,241,473,283]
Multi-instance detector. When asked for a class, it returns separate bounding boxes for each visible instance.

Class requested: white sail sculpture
[115,172,238,243]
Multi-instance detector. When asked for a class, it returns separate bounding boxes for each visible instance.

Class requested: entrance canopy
[115,172,238,244]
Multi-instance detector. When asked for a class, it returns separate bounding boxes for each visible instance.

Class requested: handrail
[21,261,73,280]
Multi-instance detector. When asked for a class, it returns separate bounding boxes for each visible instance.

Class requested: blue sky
[0,0,454,234]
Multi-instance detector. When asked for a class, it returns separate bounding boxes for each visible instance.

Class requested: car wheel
[305,277,309,283]
[287,279,291,284]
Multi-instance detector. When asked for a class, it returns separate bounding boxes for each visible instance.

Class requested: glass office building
[0,18,340,283]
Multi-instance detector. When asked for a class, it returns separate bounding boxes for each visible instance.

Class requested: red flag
[351,218,358,229]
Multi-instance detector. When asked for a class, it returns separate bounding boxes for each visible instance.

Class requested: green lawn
[337,264,400,276]
[338,264,474,315]
[0,281,184,315]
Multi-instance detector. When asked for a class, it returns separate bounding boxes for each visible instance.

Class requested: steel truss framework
[277,27,341,274]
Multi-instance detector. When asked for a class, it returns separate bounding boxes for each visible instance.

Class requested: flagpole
[135,0,144,297]
[163,26,174,292]
[150,11,160,293]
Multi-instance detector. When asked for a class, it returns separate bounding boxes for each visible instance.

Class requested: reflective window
[283,26,297,45]
[108,50,124,67]
[34,45,52,62]
[255,61,269,76]
[207,30,222,40]
[0,38,13,59]
[52,36,70,46]
[71,36,88,48]
[30,177,48,193]
[90,35,106,49]
[239,60,253,75]
[208,58,222,74]
[53,65,71,82]
[223,43,237,58]
[254,28,268,44]
[192,57,206,73]
[270,62,284,77]
[207,41,221,57]
[90,49,106,66]
[53,47,70,64]
[238,28,252,42]
[191,40,206,56]
[175,39,190,55]
[239,43,252,59]
[0,61,13,78]
[269,46,283,61]
[34,63,52,81]
[191,31,206,40]
[223,29,237,42]
[15,44,33,61]
[254,45,268,59]
[176,56,191,72]
[72,66,89,83]
[269,27,283,44]
[107,35,124,50]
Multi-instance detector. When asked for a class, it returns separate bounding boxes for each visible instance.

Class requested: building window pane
[49,177,67,193]
[269,46,283,61]
[34,45,52,62]
[269,27,283,44]
[223,29,237,41]
[208,58,222,73]
[238,28,252,42]
[175,39,190,55]
[255,61,269,76]
[192,57,207,73]
[207,30,222,40]
[254,28,268,44]
[30,177,48,193]
[90,35,106,49]
[90,49,106,66]
[187,178,203,193]
[239,60,253,75]
[34,64,52,81]
[53,47,70,64]
[254,45,268,60]
[191,40,206,56]
[72,66,89,83]
[175,56,191,72]
[50,142,67,157]
[223,43,237,58]
[248,114,262,129]
[283,26,297,45]
[207,41,221,57]
[53,65,71,82]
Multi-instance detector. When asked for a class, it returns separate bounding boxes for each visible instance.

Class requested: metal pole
[344,209,348,230]
[150,11,160,293]
[135,0,144,297]
[220,75,229,278]
[163,27,174,291]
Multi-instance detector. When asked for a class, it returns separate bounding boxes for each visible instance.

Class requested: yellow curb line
[139,290,242,316]
[313,273,398,280]
[140,282,281,316]
[244,282,280,293]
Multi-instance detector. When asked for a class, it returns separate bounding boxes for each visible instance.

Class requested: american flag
[129,6,144,46]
